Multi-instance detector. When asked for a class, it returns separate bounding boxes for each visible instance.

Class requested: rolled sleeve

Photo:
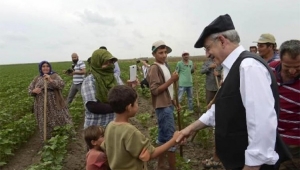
[240,59,279,166]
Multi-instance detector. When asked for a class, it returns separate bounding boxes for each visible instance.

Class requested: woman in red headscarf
[28,61,72,142]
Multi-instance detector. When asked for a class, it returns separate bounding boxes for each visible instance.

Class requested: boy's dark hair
[108,85,138,114]
[249,46,257,49]
[152,45,167,54]
[84,125,105,149]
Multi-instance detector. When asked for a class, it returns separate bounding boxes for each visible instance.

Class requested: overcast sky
[0,0,299,65]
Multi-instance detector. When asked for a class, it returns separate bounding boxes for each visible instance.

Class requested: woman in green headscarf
[82,49,118,128]
[90,49,118,103]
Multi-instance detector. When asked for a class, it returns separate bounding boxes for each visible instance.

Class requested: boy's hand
[172,131,181,143]
[127,78,140,88]
[171,72,179,82]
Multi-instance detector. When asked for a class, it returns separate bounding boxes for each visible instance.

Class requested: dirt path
[62,119,86,170]
[2,128,42,170]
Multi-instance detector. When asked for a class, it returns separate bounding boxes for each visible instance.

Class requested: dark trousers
[206,90,217,105]
[141,78,149,89]
[67,83,82,105]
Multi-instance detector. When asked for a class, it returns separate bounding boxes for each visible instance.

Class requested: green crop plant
[148,126,158,145]
[136,113,151,127]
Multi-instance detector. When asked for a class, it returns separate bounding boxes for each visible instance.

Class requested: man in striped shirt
[269,40,300,170]
[66,53,86,105]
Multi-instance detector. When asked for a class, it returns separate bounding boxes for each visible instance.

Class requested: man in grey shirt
[200,55,222,104]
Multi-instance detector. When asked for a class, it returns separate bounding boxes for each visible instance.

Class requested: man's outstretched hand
[176,126,193,144]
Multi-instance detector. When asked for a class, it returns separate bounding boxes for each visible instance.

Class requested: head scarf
[90,49,116,102]
[39,61,55,76]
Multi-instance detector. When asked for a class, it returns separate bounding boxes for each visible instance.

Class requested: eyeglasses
[204,38,219,52]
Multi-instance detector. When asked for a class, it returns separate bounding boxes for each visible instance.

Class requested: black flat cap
[194,14,235,48]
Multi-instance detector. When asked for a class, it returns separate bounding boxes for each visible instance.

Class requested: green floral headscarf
[90,49,117,102]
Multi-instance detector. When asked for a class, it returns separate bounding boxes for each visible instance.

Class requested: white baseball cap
[151,40,172,54]
[182,50,189,56]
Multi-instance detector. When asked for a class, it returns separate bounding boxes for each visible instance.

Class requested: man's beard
[72,60,78,64]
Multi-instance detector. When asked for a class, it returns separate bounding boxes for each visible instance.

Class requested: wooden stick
[215,75,220,89]
[173,80,183,157]
[191,72,221,142]
[194,74,201,115]
[43,79,48,142]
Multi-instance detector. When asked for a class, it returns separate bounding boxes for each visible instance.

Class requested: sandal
[202,157,222,169]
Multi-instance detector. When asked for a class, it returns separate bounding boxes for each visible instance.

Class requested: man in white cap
[254,33,280,63]
[175,51,194,113]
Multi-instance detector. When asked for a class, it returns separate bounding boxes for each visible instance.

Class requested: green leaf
[0,161,7,166]
[4,148,13,155]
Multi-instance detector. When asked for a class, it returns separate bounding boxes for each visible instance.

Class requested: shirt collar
[221,45,245,70]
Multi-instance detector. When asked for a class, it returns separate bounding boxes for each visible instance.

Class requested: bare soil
[2,129,42,170]
[2,96,224,170]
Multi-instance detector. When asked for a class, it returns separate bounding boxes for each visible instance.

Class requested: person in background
[101,85,180,170]
[140,59,150,89]
[269,40,300,170]
[177,14,289,170]
[249,46,258,54]
[65,53,86,106]
[176,50,194,112]
[112,60,123,85]
[254,33,280,63]
[28,61,72,142]
[147,40,179,170]
[84,125,109,170]
[201,52,222,105]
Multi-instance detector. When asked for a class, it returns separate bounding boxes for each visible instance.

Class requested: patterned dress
[28,74,72,142]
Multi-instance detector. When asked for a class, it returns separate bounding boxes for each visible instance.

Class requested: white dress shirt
[199,45,279,166]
